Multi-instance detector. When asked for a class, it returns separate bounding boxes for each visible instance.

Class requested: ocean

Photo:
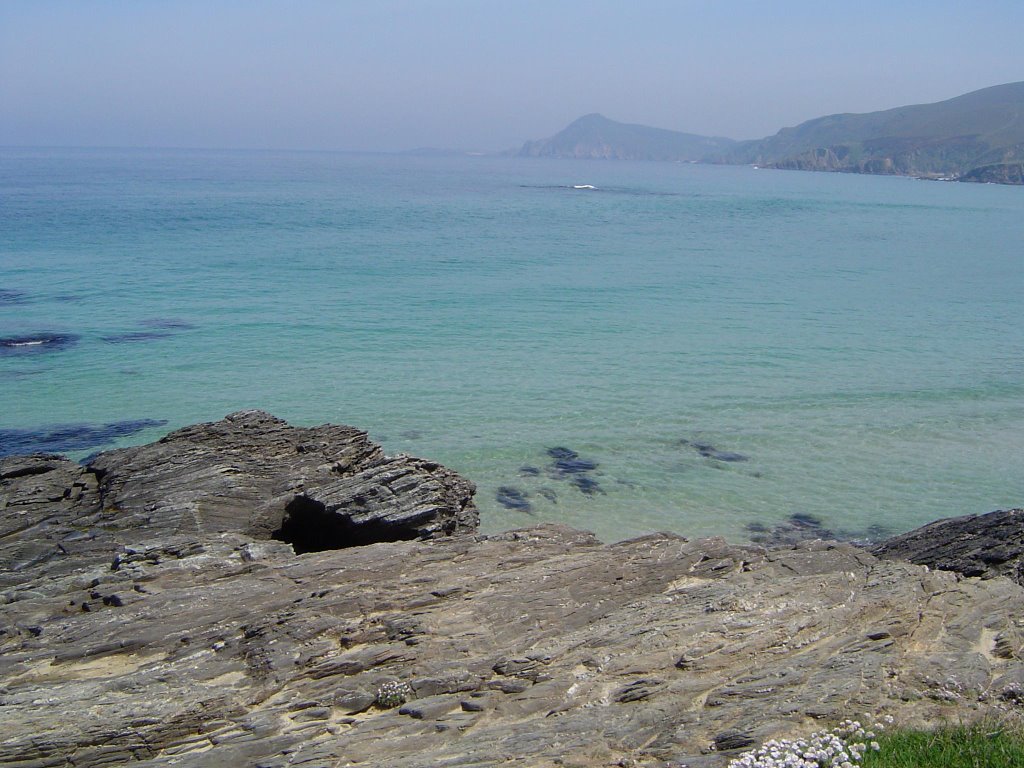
[2,148,1022,543]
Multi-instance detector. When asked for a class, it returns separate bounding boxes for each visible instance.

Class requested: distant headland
[515,81,1024,185]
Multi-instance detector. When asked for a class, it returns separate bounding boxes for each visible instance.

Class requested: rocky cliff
[960,162,1024,184]
[2,413,1022,767]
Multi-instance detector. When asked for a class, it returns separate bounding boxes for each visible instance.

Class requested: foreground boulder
[0,415,1022,767]
[0,410,478,585]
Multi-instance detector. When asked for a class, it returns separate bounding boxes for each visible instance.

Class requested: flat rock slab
[2,523,1023,767]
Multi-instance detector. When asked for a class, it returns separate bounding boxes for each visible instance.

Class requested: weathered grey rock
[2,521,1023,767]
[88,410,478,547]
[0,411,477,584]
[0,454,105,589]
[872,508,1024,585]
[2,417,1023,767]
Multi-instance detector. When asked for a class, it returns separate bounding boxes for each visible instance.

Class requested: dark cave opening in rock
[272,495,419,554]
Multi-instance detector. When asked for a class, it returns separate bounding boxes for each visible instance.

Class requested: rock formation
[1,413,1022,767]
[872,507,1024,586]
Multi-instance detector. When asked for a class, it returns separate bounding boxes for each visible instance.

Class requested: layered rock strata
[1,414,1022,767]
[872,507,1024,586]
[0,409,477,586]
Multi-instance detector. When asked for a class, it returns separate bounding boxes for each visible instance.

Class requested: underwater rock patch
[102,319,195,344]
[547,447,598,475]
[0,418,168,458]
[570,475,603,496]
[0,333,79,355]
[0,289,29,305]
[139,318,196,330]
[546,447,578,461]
[101,331,175,343]
[746,513,835,546]
[748,514,892,548]
[552,456,598,475]
[680,438,749,463]
[545,446,603,495]
[496,486,532,512]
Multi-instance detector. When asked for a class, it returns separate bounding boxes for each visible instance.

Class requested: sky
[2,1,1023,152]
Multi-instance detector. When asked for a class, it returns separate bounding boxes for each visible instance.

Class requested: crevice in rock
[272,495,418,554]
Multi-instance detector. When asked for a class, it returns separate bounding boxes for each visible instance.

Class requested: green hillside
[519,83,1024,183]
[719,81,1024,180]
[516,113,735,161]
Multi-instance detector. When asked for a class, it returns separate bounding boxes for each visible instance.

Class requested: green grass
[862,721,1024,768]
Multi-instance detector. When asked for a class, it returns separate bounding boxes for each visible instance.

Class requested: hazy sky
[2,1,1022,151]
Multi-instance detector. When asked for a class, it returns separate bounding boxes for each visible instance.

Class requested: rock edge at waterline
[1,412,1021,767]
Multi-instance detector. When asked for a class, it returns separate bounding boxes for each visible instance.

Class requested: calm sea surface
[2,148,1022,542]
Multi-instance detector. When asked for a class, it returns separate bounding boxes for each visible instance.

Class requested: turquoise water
[2,148,1022,542]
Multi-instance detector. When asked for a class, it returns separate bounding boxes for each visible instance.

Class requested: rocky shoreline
[2,412,1022,767]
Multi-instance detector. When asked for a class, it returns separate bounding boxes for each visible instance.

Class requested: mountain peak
[570,113,611,125]
[518,114,735,161]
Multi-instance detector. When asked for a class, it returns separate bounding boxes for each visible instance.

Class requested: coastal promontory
[2,413,1022,767]
[519,81,1024,184]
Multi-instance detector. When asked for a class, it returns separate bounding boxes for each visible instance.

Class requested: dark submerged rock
[746,513,835,546]
[0,332,79,354]
[537,488,558,503]
[0,419,168,458]
[0,289,28,304]
[748,514,894,548]
[552,457,598,475]
[496,486,532,513]
[100,330,175,343]
[139,318,196,330]
[103,319,195,343]
[544,445,602,495]
[681,438,749,463]
[706,450,748,462]
[790,512,825,529]
[546,447,579,461]
[570,475,603,496]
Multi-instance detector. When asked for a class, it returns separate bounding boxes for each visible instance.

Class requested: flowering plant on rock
[728,718,886,768]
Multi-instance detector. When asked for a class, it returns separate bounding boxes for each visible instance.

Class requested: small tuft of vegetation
[862,720,1024,768]
[375,680,412,709]
[729,717,1024,768]
[728,719,882,767]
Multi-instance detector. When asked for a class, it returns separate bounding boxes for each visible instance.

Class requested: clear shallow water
[2,148,1022,543]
